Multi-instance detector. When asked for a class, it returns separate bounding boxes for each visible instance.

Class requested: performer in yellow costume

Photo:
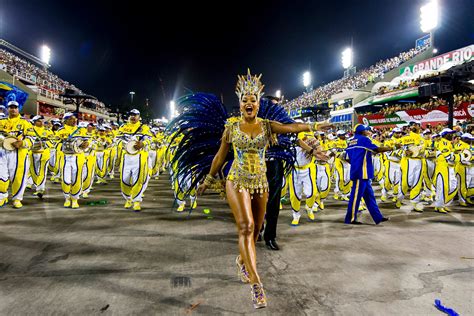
[382,128,402,202]
[397,121,426,211]
[49,120,63,183]
[0,101,34,208]
[421,129,437,202]
[289,131,318,226]
[433,128,460,213]
[313,132,331,211]
[56,113,89,209]
[332,130,351,201]
[94,126,112,184]
[371,133,386,200]
[108,122,119,179]
[29,115,54,198]
[118,109,152,211]
[455,133,473,206]
[80,122,97,199]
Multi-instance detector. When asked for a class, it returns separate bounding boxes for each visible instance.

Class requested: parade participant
[371,133,386,200]
[81,122,97,198]
[195,70,331,308]
[456,133,474,205]
[56,113,89,209]
[108,122,120,179]
[289,131,320,226]
[397,121,426,211]
[0,101,34,208]
[49,120,63,183]
[94,126,112,184]
[344,124,392,225]
[383,128,403,202]
[117,109,152,211]
[29,115,54,198]
[313,133,332,212]
[332,130,351,201]
[422,129,436,202]
[433,128,459,213]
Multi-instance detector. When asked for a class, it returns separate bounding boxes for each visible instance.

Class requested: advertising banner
[358,102,473,127]
[399,45,474,76]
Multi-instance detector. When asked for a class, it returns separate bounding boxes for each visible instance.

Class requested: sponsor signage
[358,102,473,127]
[400,45,474,76]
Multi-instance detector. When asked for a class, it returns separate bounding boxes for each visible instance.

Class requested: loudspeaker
[418,82,453,97]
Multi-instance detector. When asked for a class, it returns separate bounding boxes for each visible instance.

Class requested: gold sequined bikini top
[223,117,277,195]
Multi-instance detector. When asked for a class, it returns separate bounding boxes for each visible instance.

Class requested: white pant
[291,168,314,200]
[388,161,400,186]
[31,153,47,192]
[148,150,157,176]
[315,164,329,193]
[121,154,146,202]
[434,167,457,207]
[334,161,350,196]
[0,149,30,201]
[63,155,82,199]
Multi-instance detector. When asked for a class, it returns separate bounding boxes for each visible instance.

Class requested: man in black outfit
[261,96,285,250]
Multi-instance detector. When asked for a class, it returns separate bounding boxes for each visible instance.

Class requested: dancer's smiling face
[240,94,259,120]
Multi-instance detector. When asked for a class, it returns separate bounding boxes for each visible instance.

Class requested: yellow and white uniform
[397,131,425,205]
[289,133,317,223]
[422,137,437,199]
[48,129,62,182]
[332,137,351,199]
[433,137,459,210]
[118,121,152,204]
[0,116,34,205]
[372,138,386,196]
[94,132,112,183]
[454,140,473,205]
[107,127,119,178]
[57,125,88,202]
[81,130,97,197]
[29,125,54,194]
[383,137,401,198]
[313,137,331,210]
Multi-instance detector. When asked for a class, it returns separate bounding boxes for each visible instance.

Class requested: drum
[31,140,45,153]
[461,149,472,163]
[62,139,83,155]
[2,137,18,151]
[407,145,422,158]
[96,140,108,151]
[125,140,139,155]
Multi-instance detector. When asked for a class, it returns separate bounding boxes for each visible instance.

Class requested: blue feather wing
[166,93,229,195]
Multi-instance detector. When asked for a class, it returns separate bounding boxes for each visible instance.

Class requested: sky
[1,0,473,117]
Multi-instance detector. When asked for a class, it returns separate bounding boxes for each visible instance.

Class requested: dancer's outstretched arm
[270,121,333,134]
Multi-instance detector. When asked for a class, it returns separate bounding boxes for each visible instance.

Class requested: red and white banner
[358,102,474,127]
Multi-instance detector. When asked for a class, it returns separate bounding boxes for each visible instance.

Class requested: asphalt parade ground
[0,174,472,315]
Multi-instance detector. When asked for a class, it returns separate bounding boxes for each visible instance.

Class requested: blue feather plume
[434,299,459,316]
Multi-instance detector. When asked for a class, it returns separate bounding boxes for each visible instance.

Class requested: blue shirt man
[344,124,391,225]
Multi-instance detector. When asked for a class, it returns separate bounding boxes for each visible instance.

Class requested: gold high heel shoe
[236,255,250,283]
[251,283,267,309]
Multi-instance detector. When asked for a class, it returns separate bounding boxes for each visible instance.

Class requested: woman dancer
[196,70,331,308]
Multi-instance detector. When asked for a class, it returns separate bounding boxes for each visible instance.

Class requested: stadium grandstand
[284,42,473,131]
[0,39,114,122]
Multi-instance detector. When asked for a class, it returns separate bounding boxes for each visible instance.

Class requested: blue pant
[345,179,384,224]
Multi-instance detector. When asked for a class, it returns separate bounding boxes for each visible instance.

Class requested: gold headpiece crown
[235,68,264,100]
